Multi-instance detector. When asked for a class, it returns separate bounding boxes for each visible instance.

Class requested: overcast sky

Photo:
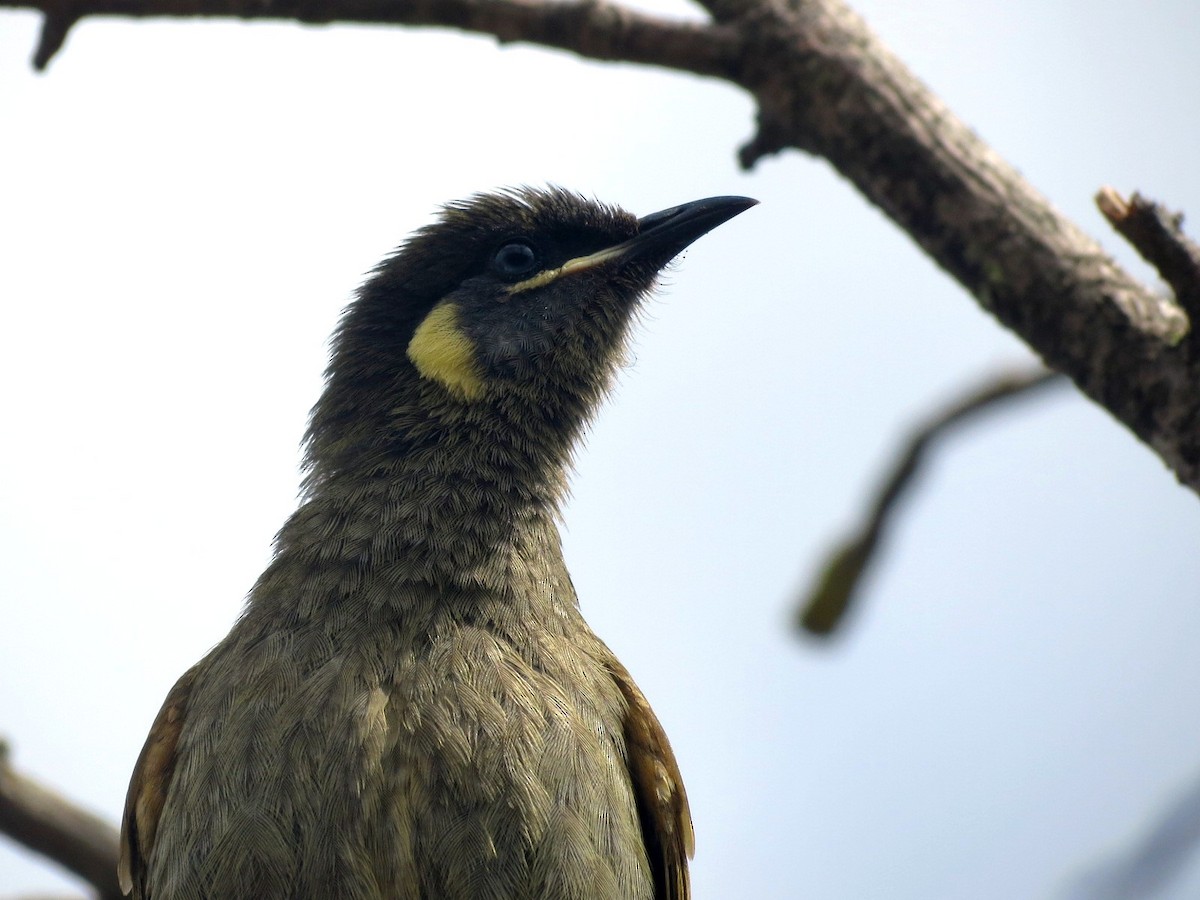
[2,1,1199,897]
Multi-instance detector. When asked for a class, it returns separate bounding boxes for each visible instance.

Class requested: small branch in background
[1097,188,1200,347]
[0,740,122,900]
[796,368,1065,638]
[32,5,79,70]
[1061,768,1200,900]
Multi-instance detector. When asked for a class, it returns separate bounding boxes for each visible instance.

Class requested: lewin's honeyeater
[118,187,756,899]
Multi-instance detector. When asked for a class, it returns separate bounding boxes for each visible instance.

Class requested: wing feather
[118,665,199,897]
[606,658,693,900]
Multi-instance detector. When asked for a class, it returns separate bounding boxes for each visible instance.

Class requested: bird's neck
[245,406,575,620]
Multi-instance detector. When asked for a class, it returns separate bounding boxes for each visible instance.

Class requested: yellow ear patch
[407,303,485,400]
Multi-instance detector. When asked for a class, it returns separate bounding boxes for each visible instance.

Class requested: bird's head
[306,187,755,487]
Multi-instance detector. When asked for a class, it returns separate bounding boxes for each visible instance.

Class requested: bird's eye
[493,241,538,277]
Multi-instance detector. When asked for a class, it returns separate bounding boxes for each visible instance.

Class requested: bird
[117,186,756,900]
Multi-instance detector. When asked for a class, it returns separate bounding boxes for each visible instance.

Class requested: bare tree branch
[8,0,744,76]
[797,368,1065,637]
[0,743,122,900]
[716,2,1196,478]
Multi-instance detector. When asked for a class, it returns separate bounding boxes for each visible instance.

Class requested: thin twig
[1097,187,1200,349]
[1064,767,1200,900]
[32,4,77,70]
[797,368,1065,637]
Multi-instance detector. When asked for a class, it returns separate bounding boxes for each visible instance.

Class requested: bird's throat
[253,426,569,620]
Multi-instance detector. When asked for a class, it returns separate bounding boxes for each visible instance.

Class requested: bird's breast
[155,600,654,899]
[361,616,655,898]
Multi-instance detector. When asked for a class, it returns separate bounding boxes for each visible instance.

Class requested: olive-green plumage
[118,187,755,899]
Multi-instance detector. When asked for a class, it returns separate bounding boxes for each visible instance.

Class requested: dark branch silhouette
[1063,768,1200,900]
[19,0,743,76]
[796,368,1065,637]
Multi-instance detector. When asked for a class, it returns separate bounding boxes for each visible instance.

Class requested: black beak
[506,195,757,294]
[631,195,758,260]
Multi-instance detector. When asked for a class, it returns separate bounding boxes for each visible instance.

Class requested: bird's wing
[118,664,200,897]
[606,657,695,900]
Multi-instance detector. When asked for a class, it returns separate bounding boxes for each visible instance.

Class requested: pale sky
[1,1,1199,897]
